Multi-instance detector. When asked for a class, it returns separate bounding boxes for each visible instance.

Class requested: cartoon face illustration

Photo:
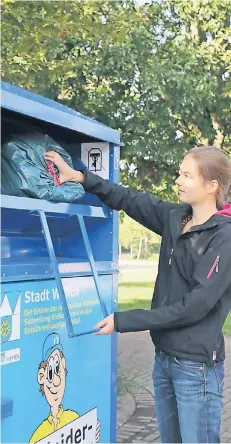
[38,348,66,410]
[29,332,100,444]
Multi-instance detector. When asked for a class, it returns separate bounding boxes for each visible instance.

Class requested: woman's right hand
[44,151,84,184]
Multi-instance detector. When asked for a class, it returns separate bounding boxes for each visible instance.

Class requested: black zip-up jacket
[82,170,231,365]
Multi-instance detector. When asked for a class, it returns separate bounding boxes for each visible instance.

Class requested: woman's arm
[45,151,177,235]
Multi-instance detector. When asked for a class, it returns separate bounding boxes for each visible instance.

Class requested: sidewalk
[117,332,231,443]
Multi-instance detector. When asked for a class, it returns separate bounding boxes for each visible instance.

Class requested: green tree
[119,0,231,196]
[119,212,161,259]
[2,0,231,199]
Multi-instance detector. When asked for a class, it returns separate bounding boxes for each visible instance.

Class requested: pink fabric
[216,203,231,217]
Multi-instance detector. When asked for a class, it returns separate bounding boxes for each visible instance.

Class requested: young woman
[45,146,231,443]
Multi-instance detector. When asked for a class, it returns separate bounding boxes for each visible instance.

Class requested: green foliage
[2,0,231,199]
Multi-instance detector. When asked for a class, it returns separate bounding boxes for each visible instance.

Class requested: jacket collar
[170,202,231,246]
[216,202,231,218]
[47,405,64,424]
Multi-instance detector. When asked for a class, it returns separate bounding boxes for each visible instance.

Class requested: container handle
[32,209,108,338]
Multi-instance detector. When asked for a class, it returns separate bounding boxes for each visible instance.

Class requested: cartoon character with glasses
[29,333,100,443]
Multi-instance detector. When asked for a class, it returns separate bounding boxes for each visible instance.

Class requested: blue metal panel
[1,195,109,219]
[1,81,122,146]
[1,397,13,421]
[109,144,120,444]
[1,278,114,443]
[1,82,120,444]
[1,259,118,283]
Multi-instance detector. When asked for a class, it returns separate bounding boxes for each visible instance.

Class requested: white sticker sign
[37,408,97,444]
[0,348,20,366]
[81,143,109,179]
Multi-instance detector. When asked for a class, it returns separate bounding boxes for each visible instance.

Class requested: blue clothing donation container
[0,81,121,444]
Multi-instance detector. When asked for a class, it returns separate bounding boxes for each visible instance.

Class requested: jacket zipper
[161,249,174,306]
[207,255,220,279]
[169,248,174,265]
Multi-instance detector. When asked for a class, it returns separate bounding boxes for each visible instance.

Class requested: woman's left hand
[94,314,115,335]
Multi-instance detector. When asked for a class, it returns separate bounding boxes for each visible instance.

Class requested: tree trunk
[136,237,143,260]
[144,236,148,259]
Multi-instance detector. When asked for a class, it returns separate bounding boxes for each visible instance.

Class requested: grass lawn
[119,284,153,311]
[118,263,231,335]
[223,312,231,335]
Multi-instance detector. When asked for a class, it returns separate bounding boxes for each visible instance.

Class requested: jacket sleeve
[82,170,177,235]
[114,230,231,332]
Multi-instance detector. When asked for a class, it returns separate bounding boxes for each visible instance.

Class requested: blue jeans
[153,350,224,443]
